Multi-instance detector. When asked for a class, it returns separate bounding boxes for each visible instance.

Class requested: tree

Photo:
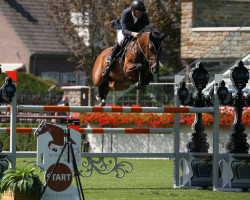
[47,0,181,104]
[47,0,131,105]
[147,0,182,74]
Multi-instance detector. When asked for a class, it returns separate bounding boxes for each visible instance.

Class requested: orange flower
[79,106,250,129]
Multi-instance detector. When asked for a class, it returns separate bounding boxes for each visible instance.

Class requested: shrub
[0,123,38,151]
[0,72,62,94]
[0,165,43,199]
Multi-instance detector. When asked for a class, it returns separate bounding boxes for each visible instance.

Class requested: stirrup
[103,66,111,76]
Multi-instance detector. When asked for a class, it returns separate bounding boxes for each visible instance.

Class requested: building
[181,0,250,76]
[0,0,86,86]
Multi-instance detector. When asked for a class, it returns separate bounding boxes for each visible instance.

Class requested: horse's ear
[150,32,167,41]
[159,33,167,41]
[149,32,154,41]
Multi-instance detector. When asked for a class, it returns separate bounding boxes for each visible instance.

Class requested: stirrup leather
[103,65,111,75]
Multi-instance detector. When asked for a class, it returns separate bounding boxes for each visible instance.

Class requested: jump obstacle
[1,75,222,190]
[1,105,213,113]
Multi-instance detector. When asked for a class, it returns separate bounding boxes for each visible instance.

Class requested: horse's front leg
[135,64,144,89]
[96,80,110,106]
[48,141,57,152]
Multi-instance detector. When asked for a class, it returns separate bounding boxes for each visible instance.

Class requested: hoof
[99,100,106,106]
[135,82,143,89]
[96,95,102,102]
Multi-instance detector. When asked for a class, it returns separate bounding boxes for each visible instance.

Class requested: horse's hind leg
[96,81,110,106]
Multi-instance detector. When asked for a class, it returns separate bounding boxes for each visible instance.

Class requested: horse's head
[34,122,48,137]
[147,31,166,74]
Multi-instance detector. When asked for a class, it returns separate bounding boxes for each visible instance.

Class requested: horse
[92,26,166,106]
[34,122,76,152]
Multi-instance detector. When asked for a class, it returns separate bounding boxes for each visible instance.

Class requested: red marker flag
[6,71,17,84]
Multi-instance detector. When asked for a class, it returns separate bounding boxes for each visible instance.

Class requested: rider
[103,0,150,77]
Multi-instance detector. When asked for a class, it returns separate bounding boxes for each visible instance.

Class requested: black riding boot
[103,42,120,76]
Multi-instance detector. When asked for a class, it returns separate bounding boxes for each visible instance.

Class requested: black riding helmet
[131,0,146,13]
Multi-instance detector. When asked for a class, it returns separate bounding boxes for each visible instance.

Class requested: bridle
[136,35,161,72]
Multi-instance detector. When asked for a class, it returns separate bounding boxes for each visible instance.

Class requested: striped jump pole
[0,127,174,134]
[0,105,10,112]
[17,105,214,113]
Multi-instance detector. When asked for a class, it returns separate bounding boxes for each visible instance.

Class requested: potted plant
[0,165,43,200]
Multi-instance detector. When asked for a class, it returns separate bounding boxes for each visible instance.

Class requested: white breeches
[117,30,125,46]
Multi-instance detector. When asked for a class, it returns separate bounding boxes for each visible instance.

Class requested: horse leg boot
[135,64,144,89]
[96,81,110,106]
[103,42,120,77]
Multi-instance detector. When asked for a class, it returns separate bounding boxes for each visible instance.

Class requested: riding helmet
[131,0,146,13]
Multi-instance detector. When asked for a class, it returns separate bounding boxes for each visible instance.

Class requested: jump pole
[0,127,174,134]
[17,105,213,113]
[7,102,213,171]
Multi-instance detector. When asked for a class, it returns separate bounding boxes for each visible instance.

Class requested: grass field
[1,158,250,200]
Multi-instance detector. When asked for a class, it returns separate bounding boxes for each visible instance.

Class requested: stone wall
[61,86,89,106]
[181,0,250,60]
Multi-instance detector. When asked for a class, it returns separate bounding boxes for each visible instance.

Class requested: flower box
[79,106,250,129]
[1,189,36,200]
[78,106,250,154]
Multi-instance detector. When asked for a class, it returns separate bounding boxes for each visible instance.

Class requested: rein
[136,36,161,66]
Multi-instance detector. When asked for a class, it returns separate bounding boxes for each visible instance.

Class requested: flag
[6,71,17,84]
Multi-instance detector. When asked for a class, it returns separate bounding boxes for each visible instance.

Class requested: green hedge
[0,72,64,151]
[0,123,39,151]
[0,123,86,151]
[0,72,62,94]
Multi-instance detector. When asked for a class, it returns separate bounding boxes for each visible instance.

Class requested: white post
[112,91,116,105]
[10,94,17,169]
[173,75,185,188]
[213,74,223,190]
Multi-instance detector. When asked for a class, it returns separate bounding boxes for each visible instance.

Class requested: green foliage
[159,64,174,76]
[0,123,38,151]
[0,165,43,199]
[47,0,182,80]
[148,0,182,73]
[0,72,62,94]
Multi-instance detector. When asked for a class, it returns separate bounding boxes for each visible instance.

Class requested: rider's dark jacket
[111,8,150,37]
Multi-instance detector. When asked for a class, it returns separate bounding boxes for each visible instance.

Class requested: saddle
[105,50,125,77]
[106,40,128,64]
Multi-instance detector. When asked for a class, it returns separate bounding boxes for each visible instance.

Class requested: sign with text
[35,122,81,200]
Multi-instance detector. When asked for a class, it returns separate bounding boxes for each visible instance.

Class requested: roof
[1,63,24,72]
[0,0,72,55]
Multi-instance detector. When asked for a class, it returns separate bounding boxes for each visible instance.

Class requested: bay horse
[92,27,166,106]
[34,122,76,152]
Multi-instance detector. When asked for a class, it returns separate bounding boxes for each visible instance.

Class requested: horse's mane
[140,24,158,34]
[139,24,162,42]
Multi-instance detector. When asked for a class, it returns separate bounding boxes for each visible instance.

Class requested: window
[62,72,76,85]
[41,72,86,86]
[41,72,59,82]
[194,0,250,27]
